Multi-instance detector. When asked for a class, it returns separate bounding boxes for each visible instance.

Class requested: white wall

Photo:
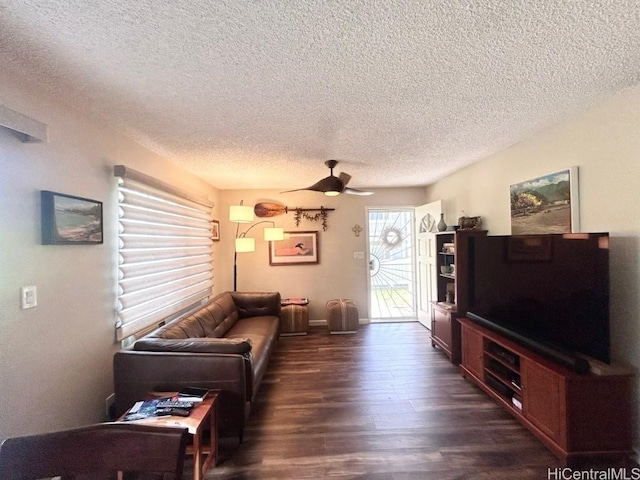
[425,84,640,453]
[218,188,427,321]
[0,69,220,440]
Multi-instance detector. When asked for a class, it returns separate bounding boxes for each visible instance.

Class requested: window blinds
[114,165,214,340]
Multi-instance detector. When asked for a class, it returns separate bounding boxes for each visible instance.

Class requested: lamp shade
[229,205,254,223]
[264,227,284,241]
[235,237,255,252]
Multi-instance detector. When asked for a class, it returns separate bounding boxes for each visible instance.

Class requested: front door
[367,208,416,321]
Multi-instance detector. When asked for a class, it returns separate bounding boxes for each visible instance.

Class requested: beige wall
[2,60,639,456]
[217,188,426,321]
[425,84,640,452]
[0,69,220,440]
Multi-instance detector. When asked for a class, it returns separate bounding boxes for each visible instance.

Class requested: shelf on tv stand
[459,317,634,467]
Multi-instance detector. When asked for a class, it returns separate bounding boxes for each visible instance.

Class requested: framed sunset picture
[269,231,319,265]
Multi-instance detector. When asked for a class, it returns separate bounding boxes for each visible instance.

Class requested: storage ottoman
[326,299,359,334]
[281,303,309,336]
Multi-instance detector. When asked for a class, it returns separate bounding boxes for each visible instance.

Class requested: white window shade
[114,166,215,340]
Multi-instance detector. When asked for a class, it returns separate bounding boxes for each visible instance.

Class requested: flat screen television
[466,233,610,371]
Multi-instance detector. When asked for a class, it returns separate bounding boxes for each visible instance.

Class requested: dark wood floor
[201,323,603,479]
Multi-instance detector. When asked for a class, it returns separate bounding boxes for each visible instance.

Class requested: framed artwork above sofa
[269,231,319,265]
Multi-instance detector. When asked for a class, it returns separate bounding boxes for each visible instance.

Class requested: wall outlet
[105,393,116,419]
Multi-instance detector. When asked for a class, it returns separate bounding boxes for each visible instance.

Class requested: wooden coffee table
[116,391,219,480]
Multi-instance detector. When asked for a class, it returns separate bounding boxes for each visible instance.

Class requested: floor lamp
[230,202,284,291]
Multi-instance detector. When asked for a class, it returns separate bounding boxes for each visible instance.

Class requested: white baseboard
[309,318,370,327]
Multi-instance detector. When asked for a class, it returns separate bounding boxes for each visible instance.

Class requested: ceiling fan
[282,160,374,196]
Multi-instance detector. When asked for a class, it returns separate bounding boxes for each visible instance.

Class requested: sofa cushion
[225,315,280,398]
[231,292,281,319]
[151,292,239,339]
[156,314,207,339]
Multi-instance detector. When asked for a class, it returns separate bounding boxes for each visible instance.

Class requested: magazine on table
[122,399,167,421]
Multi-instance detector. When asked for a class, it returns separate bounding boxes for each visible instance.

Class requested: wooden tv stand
[459,317,634,466]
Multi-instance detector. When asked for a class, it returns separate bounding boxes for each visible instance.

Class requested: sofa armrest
[230,291,281,318]
[134,337,252,354]
[113,350,253,435]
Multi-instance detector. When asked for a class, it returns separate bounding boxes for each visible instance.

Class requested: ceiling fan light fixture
[319,174,344,196]
[282,159,374,196]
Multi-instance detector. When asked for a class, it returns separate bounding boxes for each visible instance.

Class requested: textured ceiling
[1,1,639,190]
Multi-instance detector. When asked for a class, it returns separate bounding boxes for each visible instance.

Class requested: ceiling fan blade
[281,178,340,194]
[344,187,374,196]
[280,188,309,194]
[312,175,345,193]
[338,172,352,186]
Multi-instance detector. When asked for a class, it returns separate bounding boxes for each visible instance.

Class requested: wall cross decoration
[352,224,362,237]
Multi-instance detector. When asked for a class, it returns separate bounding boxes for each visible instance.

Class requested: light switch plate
[21,286,37,309]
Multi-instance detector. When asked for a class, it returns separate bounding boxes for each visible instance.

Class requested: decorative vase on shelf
[437,213,447,232]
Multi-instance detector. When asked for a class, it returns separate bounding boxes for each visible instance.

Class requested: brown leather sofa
[113,291,281,441]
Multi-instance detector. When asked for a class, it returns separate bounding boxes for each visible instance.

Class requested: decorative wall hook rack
[254,202,335,231]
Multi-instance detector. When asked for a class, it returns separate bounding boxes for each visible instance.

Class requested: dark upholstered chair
[0,422,188,480]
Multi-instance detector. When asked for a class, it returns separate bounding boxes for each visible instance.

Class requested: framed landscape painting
[41,190,103,244]
[269,231,319,265]
[510,167,579,235]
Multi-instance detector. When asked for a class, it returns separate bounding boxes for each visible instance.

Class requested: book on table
[177,386,209,402]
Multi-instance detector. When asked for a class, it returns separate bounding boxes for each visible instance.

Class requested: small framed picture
[269,231,319,266]
[211,219,220,241]
[41,190,103,245]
